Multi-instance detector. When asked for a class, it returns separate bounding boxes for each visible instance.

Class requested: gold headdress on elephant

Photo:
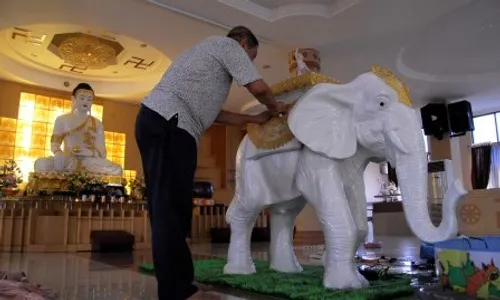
[371,65,412,107]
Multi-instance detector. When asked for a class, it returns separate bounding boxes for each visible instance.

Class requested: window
[496,113,500,142]
[422,129,429,153]
[472,113,498,144]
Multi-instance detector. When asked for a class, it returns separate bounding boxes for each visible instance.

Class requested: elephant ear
[288,83,357,159]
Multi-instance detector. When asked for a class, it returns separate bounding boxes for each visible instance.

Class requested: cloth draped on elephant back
[247,72,341,150]
[247,102,296,149]
[471,144,492,189]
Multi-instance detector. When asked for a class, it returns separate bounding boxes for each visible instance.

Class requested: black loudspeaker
[420,103,449,140]
[447,100,474,135]
[193,181,214,199]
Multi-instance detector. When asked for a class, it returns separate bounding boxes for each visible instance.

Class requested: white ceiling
[0,0,499,114]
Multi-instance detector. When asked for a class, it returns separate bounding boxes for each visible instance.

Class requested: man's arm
[215,110,265,126]
[245,79,278,111]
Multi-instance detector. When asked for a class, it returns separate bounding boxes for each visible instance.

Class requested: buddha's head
[71,83,94,114]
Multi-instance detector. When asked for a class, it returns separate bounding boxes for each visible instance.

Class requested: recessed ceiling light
[113,71,118,74]
[140,43,147,48]
[262,64,271,69]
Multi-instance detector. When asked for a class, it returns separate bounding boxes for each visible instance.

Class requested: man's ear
[239,39,248,49]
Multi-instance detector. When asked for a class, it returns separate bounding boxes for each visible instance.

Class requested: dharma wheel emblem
[459,204,481,225]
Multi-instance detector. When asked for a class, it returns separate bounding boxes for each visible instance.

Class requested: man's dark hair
[227,26,259,48]
[72,83,94,96]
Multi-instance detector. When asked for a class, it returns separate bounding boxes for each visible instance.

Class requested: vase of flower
[129,176,146,201]
[0,159,23,197]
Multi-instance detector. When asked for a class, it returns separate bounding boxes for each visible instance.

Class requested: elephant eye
[379,101,385,107]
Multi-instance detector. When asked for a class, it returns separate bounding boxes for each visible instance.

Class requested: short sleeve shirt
[142,36,261,143]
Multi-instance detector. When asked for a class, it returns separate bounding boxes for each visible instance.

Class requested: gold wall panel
[35,95,50,109]
[1,118,17,132]
[0,132,16,146]
[113,133,126,145]
[50,97,64,110]
[31,135,46,149]
[0,146,14,159]
[32,122,47,135]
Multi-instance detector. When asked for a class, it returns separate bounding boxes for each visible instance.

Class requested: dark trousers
[135,105,198,300]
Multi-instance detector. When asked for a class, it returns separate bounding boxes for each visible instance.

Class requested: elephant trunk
[394,150,466,243]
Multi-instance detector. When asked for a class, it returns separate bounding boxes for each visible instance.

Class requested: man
[135,26,286,300]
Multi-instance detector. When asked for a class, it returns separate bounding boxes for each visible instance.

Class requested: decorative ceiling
[0,23,171,101]
[0,0,499,114]
[216,0,362,22]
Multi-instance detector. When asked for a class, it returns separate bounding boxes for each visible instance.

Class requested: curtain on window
[471,143,492,189]
[488,142,500,189]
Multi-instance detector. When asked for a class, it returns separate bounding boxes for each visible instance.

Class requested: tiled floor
[0,236,429,299]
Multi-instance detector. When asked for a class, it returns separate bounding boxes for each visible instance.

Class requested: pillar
[429,133,472,191]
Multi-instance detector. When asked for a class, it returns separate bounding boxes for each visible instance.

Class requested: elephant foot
[356,270,370,287]
[223,262,256,275]
[270,260,303,273]
[323,266,369,290]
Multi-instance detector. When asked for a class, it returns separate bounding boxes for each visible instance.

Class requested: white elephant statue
[223,66,468,289]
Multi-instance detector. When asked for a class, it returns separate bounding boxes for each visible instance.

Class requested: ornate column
[287,48,321,76]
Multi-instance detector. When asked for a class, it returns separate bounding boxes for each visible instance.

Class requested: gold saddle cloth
[246,72,340,149]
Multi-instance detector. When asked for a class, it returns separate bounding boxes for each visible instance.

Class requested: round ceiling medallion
[49,32,123,70]
[0,23,171,81]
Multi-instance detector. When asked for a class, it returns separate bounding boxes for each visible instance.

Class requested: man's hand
[250,111,272,124]
[267,101,287,117]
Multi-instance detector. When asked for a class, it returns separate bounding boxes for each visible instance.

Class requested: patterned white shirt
[142,36,261,143]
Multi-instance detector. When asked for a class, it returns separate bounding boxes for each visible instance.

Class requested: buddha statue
[34,83,123,176]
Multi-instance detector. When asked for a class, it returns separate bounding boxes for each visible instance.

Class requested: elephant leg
[223,200,261,274]
[343,177,370,286]
[269,197,306,273]
[297,153,368,289]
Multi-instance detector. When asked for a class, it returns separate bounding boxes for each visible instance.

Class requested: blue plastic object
[434,236,500,252]
[419,243,435,259]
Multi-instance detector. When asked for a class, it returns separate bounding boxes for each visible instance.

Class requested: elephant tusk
[386,130,409,154]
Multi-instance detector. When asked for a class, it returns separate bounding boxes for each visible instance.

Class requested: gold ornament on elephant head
[371,65,412,107]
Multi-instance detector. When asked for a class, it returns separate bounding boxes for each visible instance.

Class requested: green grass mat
[140,259,414,300]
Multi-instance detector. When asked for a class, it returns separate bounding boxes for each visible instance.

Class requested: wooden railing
[0,197,268,252]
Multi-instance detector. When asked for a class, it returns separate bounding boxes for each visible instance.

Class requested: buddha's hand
[72,147,94,157]
[54,151,66,171]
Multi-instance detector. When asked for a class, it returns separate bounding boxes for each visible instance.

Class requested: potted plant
[129,176,146,200]
[0,159,23,196]
[65,171,94,196]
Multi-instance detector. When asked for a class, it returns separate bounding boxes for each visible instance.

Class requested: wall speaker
[420,103,449,140]
[447,100,474,135]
